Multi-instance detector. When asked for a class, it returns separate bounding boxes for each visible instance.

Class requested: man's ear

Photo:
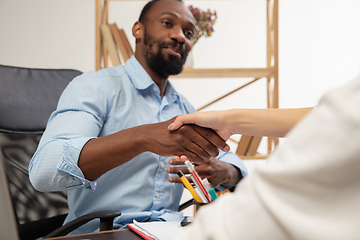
[132,21,143,40]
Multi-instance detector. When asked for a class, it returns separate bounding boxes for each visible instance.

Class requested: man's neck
[135,54,169,98]
[153,77,168,98]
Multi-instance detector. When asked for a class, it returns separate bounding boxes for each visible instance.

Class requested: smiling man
[29,0,247,235]
[134,0,194,96]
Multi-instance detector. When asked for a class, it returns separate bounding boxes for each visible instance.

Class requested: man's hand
[79,116,230,181]
[167,111,233,141]
[167,156,241,188]
[140,117,230,164]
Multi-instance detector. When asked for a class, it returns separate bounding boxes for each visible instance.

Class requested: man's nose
[169,26,185,44]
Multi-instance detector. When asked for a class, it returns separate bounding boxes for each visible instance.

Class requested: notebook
[128,220,183,240]
[0,151,19,240]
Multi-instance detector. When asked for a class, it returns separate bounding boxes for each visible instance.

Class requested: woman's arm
[169,108,313,140]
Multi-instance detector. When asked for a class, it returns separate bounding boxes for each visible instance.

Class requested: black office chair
[0,64,120,240]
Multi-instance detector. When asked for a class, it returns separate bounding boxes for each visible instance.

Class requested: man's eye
[184,30,194,39]
[161,21,171,27]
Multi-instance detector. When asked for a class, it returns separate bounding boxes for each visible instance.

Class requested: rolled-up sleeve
[29,73,108,192]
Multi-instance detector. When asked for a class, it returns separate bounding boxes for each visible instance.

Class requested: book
[128,222,156,240]
[127,220,183,240]
[247,136,262,155]
[236,135,262,156]
[118,28,134,59]
[100,24,121,66]
[109,23,131,63]
[236,135,252,156]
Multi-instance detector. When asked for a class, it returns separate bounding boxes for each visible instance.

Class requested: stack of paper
[128,220,183,240]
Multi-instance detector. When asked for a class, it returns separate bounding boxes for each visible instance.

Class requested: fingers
[167,157,188,174]
[180,155,190,161]
[168,176,182,183]
[173,125,216,164]
[167,157,193,183]
[168,175,192,184]
[168,155,186,165]
[180,149,207,165]
[168,156,236,189]
[169,112,233,142]
[143,119,209,164]
[167,114,197,130]
[145,117,229,165]
[190,125,230,153]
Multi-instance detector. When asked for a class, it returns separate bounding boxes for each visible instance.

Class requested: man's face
[143,28,186,76]
[140,0,196,76]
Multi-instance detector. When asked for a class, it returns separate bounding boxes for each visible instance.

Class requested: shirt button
[156,192,160,198]
[153,86,158,92]
[161,163,165,168]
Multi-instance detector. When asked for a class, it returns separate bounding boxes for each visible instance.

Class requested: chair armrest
[45,210,121,238]
[18,213,68,240]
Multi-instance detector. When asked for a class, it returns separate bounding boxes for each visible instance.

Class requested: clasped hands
[145,116,238,188]
[167,155,239,188]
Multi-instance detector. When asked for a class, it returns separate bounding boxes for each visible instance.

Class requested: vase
[184,51,194,69]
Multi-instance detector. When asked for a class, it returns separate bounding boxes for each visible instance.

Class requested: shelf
[105,0,254,1]
[172,67,274,79]
[239,154,267,160]
[95,0,279,159]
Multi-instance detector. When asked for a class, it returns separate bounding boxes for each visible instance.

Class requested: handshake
[144,115,230,165]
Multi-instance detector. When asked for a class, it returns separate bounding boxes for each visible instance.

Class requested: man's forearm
[78,126,146,181]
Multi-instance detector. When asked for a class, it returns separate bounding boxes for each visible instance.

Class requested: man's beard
[143,29,188,77]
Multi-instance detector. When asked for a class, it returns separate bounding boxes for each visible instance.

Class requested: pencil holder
[193,199,208,214]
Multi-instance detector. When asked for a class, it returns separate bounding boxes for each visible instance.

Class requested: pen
[185,161,212,203]
[191,175,208,203]
[177,171,202,203]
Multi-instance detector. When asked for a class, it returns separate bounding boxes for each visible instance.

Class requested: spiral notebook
[128,220,183,240]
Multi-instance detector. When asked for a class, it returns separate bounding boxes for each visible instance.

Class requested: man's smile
[164,47,182,58]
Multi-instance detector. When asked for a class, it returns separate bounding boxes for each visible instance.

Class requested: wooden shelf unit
[95,0,279,159]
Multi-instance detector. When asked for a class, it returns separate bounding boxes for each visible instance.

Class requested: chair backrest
[0,64,82,225]
[0,148,19,240]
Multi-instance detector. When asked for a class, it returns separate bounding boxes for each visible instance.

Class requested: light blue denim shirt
[29,56,247,235]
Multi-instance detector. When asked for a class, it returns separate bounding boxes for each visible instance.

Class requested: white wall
[0,0,95,71]
[1,0,359,107]
[280,0,360,108]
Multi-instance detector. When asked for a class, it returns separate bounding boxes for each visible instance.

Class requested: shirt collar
[164,80,179,103]
[124,56,180,103]
[124,56,154,90]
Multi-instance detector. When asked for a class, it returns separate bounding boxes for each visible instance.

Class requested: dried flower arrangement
[188,5,217,45]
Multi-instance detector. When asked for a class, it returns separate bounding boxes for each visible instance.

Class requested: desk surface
[46,229,143,240]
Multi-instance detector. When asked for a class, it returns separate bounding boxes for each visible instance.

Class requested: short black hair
[138,0,183,24]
